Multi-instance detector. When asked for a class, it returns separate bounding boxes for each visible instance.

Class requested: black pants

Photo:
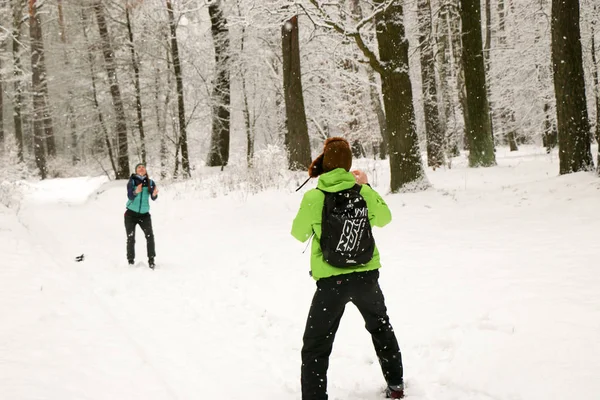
[124,209,156,261]
[301,270,403,400]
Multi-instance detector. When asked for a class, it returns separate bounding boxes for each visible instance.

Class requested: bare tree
[0,30,5,151]
[417,0,444,169]
[206,0,231,168]
[236,2,255,167]
[483,0,496,145]
[460,0,496,167]
[29,0,51,177]
[282,15,311,171]
[494,0,518,151]
[306,0,426,190]
[93,0,130,179]
[374,0,425,189]
[11,0,24,162]
[591,5,600,171]
[30,0,55,158]
[551,0,593,173]
[125,2,146,164]
[166,0,190,177]
[57,0,79,164]
[81,6,117,175]
[436,1,461,157]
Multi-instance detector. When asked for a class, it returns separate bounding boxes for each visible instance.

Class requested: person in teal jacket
[125,163,159,268]
[292,137,404,399]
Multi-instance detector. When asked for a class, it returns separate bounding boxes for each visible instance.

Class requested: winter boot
[385,383,404,399]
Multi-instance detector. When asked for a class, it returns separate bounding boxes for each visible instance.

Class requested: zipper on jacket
[138,184,143,213]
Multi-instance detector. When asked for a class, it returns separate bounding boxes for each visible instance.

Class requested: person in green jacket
[125,163,159,269]
[292,137,404,399]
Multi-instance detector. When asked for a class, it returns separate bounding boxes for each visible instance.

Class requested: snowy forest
[2,2,600,399]
[0,0,598,191]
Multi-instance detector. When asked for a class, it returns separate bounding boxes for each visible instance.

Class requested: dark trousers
[301,270,403,400]
[124,209,156,261]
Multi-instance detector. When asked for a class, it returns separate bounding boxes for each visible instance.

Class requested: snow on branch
[300,0,387,75]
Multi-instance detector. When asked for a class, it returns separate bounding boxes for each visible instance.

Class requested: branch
[303,0,385,74]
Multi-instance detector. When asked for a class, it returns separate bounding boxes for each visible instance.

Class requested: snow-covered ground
[1,146,599,400]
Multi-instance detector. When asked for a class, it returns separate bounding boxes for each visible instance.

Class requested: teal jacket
[291,168,392,280]
[126,174,158,214]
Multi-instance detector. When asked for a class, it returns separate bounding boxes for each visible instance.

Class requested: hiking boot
[385,383,404,399]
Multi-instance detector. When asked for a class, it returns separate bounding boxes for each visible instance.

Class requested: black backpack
[318,184,375,267]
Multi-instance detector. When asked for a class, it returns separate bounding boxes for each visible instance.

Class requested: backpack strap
[350,184,362,192]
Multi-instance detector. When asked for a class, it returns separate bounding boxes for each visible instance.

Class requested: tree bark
[497,0,506,45]
[551,0,593,173]
[591,6,600,171]
[436,3,460,157]
[206,0,231,168]
[0,38,4,151]
[417,0,444,169]
[29,0,49,177]
[375,0,426,191]
[29,0,55,159]
[236,3,255,167]
[57,0,78,164]
[93,0,130,179]
[484,0,495,145]
[282,15,311,171]
[158,34,171,180]
[166,0,190,177]
[125,4,146,165]
[368,70,388,159]
[542,102,558,153]
[12,0,24,162]
[155,61,168,179]
[459,0,496,167]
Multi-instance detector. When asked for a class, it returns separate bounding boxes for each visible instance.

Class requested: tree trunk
[82,8,117,175]
[484,0,495,145]
[446,0,467,153]
[0,38,4,152]
[158,36,171,180]
[29,0,49,177]
[236,4,255,167]
[57,0,79,164]
[206,0,231,168]
[375,0,426,191]
[93,0,130,179]
[156,64,168,180]
[348,0,387,159]
[418,0,444,169]
[591,6,600,171]
[12,0,24,162]
[282,16,311,170]
[497,0,506,45]
[166,0,190,177]
[551,0,593,173]
[125,5,146,165]
[368,70,388,159]
[507,112,518,151]
[542,102,558,153]
[459,0,496,167]
[29,0,55,159]
[436,3,460,157]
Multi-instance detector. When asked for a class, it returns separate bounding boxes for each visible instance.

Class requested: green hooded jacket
[291,168,392,280]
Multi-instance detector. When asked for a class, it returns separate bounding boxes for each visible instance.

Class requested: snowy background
[2,146,599,400]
